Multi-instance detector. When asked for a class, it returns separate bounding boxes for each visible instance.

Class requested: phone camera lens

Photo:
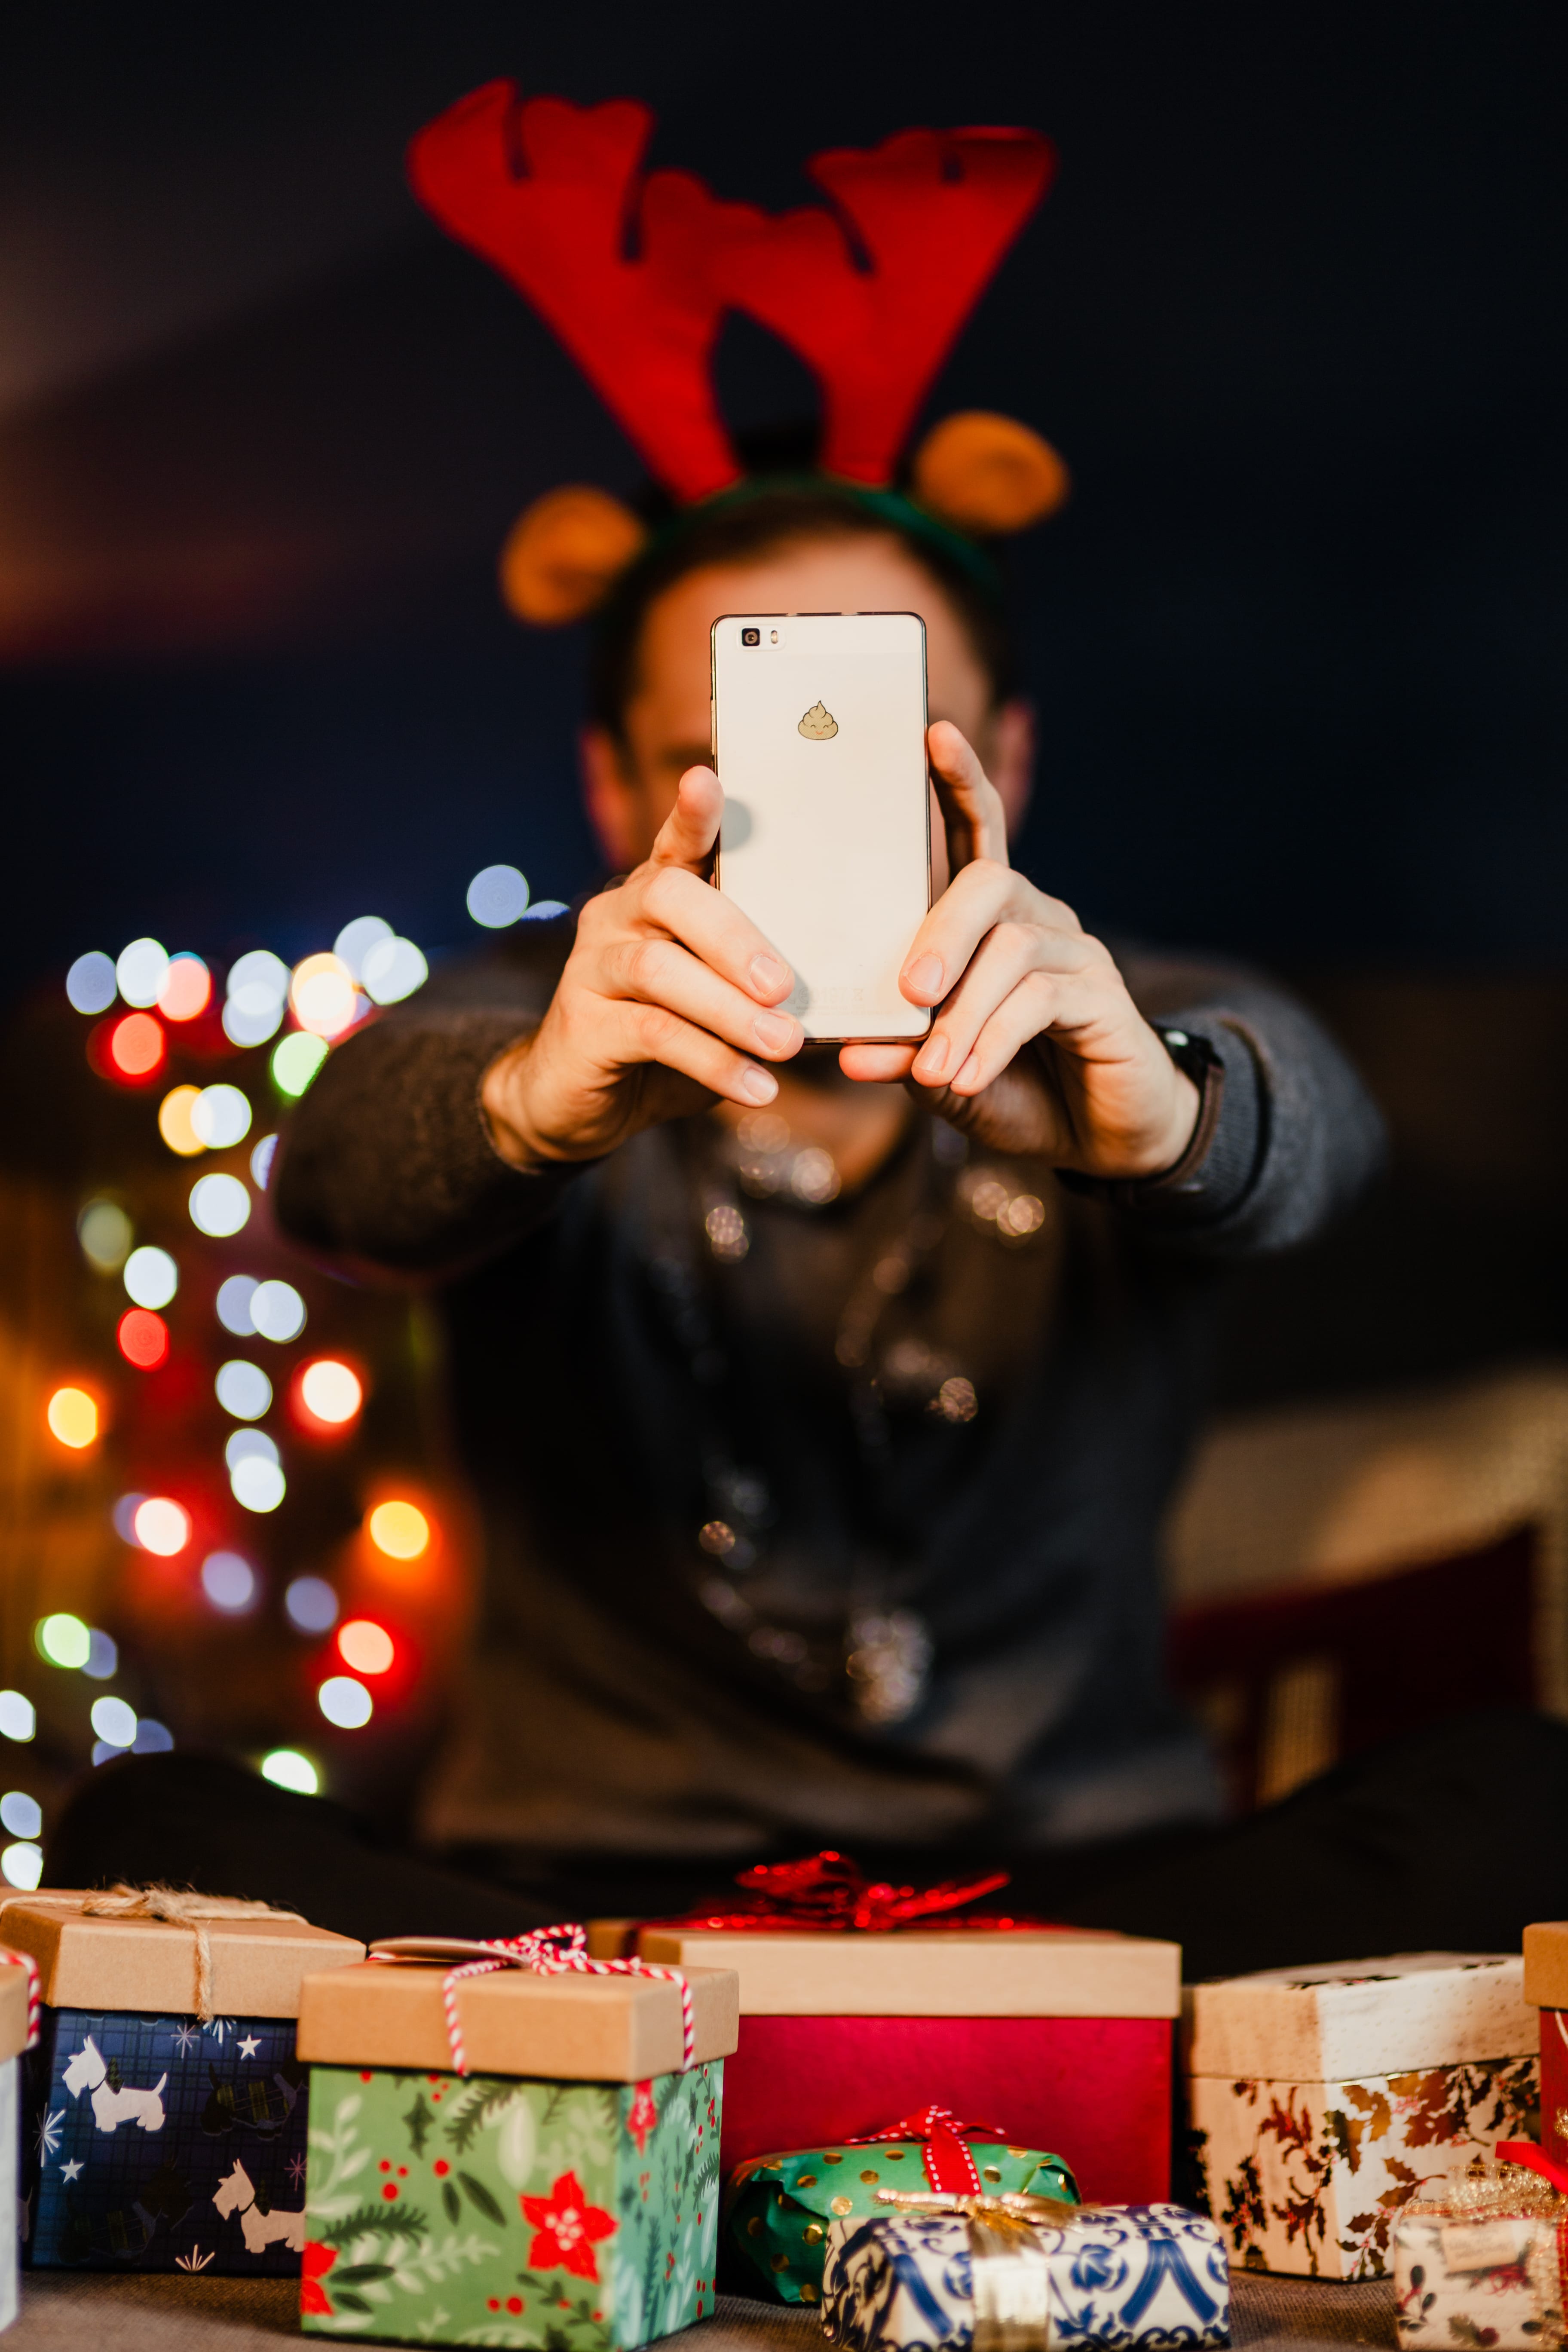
[741,627,760,646]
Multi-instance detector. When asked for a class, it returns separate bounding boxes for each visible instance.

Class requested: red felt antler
[408,88,1054,501]
[408,82,749,502]
[719,128,1055,486]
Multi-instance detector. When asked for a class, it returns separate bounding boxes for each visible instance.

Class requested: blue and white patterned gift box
[822,2200,1231,2352]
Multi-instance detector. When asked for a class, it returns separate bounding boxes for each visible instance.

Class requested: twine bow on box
[80,1883,304,2026]
[368,1921,695,2078]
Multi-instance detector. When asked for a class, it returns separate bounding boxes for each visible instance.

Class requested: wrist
[479,1032,553,1171]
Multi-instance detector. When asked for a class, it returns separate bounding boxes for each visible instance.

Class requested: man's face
[580,530,1034,876]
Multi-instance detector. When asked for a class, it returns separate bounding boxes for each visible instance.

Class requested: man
[51,480,1568,1969]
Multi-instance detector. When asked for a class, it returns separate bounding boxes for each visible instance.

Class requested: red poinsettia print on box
[628,2081,658,2153]
[300,2242,337,2318]
[520,2170,619,2281]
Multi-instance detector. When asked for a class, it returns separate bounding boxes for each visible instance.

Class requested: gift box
[726,2104,1078,2304]
[1393,2145,1568,2350]
[609,1856,1181,2205]
[294,1927,739,2347]
[2,1889,364,2275]
[1523,1923,1568,2171]
[0,1944,37,2331]
[1188,1951,1539,2279]
[821,2192,1231,2351]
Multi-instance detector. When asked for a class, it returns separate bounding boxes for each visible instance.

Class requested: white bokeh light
[215,1359,272,1420]
[132,1498,191,1556]
[318,1676,373,1730]
[115,937,169,1008]
[0,1842,42,1890]
[122,1246,178,1310]
[250,1135,278,1189]
[260,1749,319,1795]
[467,865,530,928]
[215,1275,259,1335]
[251,1280,306,1343]
[223,949,290,1046]
[66,952,117,1014]
[201,1551,257,1612]
[334,915,392,981]
[0,1791,43,1839]
[90,1696,138,1748]
[190,1173,250,1237]
[191,1084,252,1148]
[285,1576,338,1633]
[227,1428,284,1512]
[0,1692,37,1743]
[361,936,428,1005]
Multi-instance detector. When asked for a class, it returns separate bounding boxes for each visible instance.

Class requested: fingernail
[916,1033,948,1080]
[753,1011,795,1051]
[904,954,943,1000]
[750,953,789,997]
[739,1065,777,1104]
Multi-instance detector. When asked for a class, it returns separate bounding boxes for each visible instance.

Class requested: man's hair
[586,477,1022,739]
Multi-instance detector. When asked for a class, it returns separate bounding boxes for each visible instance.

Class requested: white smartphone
[711,610,932,1044]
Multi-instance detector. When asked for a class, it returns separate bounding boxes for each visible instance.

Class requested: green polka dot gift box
[294,1930,738,2348]
[726,2104,1077,2304]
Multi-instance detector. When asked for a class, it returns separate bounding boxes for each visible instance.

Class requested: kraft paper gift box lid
[296,1954,740,2080]
[1521,1922,1568,2007]
[0,1893,364,2018]
[1185,1951,1533,2079]
[618,1926,1180,2018]
[0,1943,34,2058]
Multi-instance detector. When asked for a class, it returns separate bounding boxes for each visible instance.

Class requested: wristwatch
[1143,1025,1226,1190]
[1056,1023,1227,1207]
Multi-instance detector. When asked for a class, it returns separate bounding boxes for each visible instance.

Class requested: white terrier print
[61,2037,168,2134]
[212,2160,306,2256]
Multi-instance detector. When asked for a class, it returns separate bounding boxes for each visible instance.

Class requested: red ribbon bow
[653,1849,1033,1935]
[1498,2142,1568,2198]
[845,2104,1011,2196]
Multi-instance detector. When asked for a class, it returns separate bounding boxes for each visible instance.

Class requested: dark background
[4,1,1568,1400]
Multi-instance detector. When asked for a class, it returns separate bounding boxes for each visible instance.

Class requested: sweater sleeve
[272,928,582,1277]
[1070,949,1387,1258]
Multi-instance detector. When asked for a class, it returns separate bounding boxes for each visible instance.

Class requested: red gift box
[597,1860,1180,2205]
[1524,1921,1568,2171]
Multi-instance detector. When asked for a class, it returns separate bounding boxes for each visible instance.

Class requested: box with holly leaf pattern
[295,1942,738,2346]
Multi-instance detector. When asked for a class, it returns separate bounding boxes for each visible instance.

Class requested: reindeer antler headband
[409,84,1068,624]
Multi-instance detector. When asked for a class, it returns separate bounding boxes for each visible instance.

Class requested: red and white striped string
[0,1947,41,2050]
[369,1923,694,2079]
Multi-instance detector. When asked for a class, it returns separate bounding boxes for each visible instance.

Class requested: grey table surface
[3,2271,1399,2349]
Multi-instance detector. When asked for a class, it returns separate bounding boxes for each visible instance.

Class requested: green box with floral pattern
[300,2061,723,2347]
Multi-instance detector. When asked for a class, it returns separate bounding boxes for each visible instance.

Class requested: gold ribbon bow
[874,2190,1106,2349]
[80,1884,303,2024]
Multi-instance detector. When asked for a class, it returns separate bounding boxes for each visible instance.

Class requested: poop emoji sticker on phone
[798,700,839,740]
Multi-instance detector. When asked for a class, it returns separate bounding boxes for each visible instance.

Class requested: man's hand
[481,766,802,1167]
[839,721,1201,1177]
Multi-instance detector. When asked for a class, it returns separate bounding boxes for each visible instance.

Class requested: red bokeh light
[107,1012,165,1080]
[117,1308,170,1369]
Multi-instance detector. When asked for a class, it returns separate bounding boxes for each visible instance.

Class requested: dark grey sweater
[276,920,1383,1862]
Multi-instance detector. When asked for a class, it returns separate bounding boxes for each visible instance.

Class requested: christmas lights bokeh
[2,864,555,1882]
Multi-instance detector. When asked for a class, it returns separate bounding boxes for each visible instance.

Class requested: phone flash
[770,629,779,643]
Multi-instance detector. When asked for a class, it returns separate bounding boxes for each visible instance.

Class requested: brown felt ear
[498,487,649,625]
[910,411,1070,536]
